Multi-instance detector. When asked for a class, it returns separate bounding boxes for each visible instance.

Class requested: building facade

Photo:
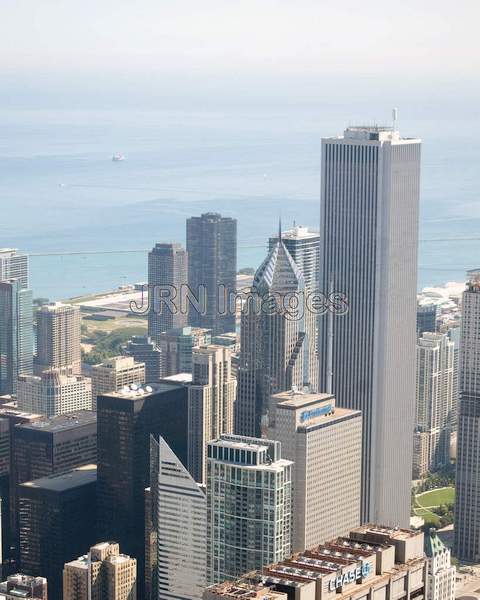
[235,231,317,437]
[0,249,28,289]
[187,213,237,335]
[158,326,212,377]
[268,225,320,291]
[204,525,427,600]
[413,332,454,478]
[96,382,189,599]
[0,280,33,395]
[188,345,236,484]
[91,355,145,408]
[0,574,47,599]
[268,390,362,551]
[455,270,480,561]
[207,435,292,584]
[18,465,97,600]
[123,336,164,383]
[148,242,188,342]
[63,542,137,600]
[417,303,438,335]
[35,302,81,374]
[17,370,92,417]
[318,125,421,527]
[151,436,206,600]
[424,529,455,600]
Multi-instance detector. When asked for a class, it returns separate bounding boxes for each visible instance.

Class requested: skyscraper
[268,225,320,290]
[188,345,236,483]
[0,249,28,289]
[63,542,137,600]
[91,355,145,408]
[0,280,33,395]
[158,326,211,377]
[186,213,237,335]
[235,231,317,437]
[96,382,189,599]
[207,434,292,584]
[413,332,454,478]
[417,303,438,335]
[123,335,164,382]
[17,370,93,417]
[152,436,206,600]
[455,269,480,561]
[318,125,421,527]
[268,390,362,552]
[148,242,188,341]
[424,529,455,600]
[18,465,97,600]
[35,302,81,374]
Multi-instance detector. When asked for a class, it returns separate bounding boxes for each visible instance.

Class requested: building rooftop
[16,410,96,433]
[105,381,184,399]
[160,373,193,384]
[272,226,319,241]
[20,464,97,493]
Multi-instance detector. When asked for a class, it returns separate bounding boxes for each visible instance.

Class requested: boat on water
[112,154,125,162]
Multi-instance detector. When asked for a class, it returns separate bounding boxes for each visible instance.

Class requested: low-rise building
[0,574,47,599]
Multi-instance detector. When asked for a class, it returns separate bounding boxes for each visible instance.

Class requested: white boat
[112,154,125,162]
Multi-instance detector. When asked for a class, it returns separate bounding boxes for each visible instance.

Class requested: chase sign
[300,404,333,423]
[328,563,371,591]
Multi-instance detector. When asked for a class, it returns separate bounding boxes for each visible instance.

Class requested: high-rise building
[455,269,480,561]
[187,213,237,335]
[17,370,92,417]
[207,434,292,584]
[204,525,427,600]
[318,125,421,527]
[123,336,164,382]
[18,465,97,600]
[0,249,28,289]
[152,436,206,600]
[268,390,362,552]
[35,302,81,374]
[91,355,145,408]
[63,542,137,600]
[97,382,188,599]
[148,242,188,341]
[424,529,455,600]
[0,280,33,395]
[235,231,317,437]
[413,332,454,478]
[417,303,438,335]
[11,411,97,550]
[268,225,320,290]
[158,326,211,377]
[0,574,48,599]
[188,345,236,483]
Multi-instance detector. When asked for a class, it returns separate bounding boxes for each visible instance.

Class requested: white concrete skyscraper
[318,125,421,527]
[455,270,480,561]
[0,249,28,289]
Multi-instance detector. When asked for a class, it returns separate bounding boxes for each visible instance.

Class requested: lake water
[0,109,478,300]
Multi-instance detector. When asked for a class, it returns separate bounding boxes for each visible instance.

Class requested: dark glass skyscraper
[148,242,188,342]
[186,213,237,335]
[0,280,33,395]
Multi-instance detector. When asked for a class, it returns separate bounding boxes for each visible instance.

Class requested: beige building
[17,369,92,417]
[36,302,81,374]
[90,356,145,409]
[204,525,427,600]
[269,390,362,552]
[63,542,136,600]
[188,345,236,483]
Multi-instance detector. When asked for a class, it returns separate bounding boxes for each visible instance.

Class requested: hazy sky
[2,0,479,109]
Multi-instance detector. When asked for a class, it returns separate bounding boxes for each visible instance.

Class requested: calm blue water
[0,109,478,300]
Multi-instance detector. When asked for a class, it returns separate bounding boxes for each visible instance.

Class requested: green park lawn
[416,487,455,508]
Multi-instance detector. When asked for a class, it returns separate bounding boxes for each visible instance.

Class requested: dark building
[18,465,97,600]
[186,213,237,335]
[124,335,164,382]
[148,242,188,341]
[96,382,188,599]
[417,303,438,335]
[0,408,43,562]
[11,411,97,551]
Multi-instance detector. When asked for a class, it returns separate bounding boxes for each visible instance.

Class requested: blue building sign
[300,403,333,423]
[328,562,371,591]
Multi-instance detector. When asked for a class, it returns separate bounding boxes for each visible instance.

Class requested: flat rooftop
[20,464,97,493]
[16,410,96,433]
[273,390,334,409]
[105,381,185,399]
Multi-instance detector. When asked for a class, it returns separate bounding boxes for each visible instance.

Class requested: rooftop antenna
[392,107,398,131]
